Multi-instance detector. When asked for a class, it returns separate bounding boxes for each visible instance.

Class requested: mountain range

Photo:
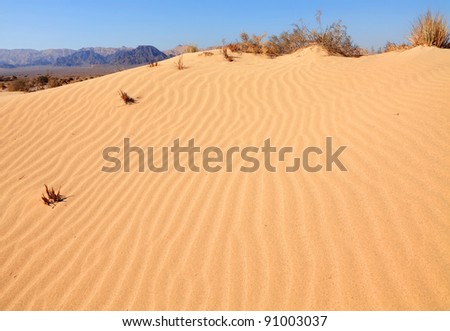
[0,45,174,68]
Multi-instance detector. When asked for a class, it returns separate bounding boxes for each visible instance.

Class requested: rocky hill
[0,45,169,68]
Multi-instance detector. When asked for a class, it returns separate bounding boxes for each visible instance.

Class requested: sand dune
[0,46,449,310]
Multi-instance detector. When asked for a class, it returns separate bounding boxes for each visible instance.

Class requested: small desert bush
[309,18,363,57]
[149,61,158,67]
[119,90,135,104]
[8,78,29,92]
[409,10,450,48]
[175,55,185,70]
[41,185,66,207]
[184,44,199,53]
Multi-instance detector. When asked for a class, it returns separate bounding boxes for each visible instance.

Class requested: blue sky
[1,0,449,51]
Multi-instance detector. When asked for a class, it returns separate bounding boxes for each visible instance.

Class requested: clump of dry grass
[408,10,450,48]
[174,55,185,70]
[118,89,135,104]
[384,42,412,52]
[41,185,66,207]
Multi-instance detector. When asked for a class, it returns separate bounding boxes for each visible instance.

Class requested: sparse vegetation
[384,42,411,52]
[175,55,185,70]
[0,73,104,92]
[119,90,135,104]
[41,185,66,207]
[227,11,362,58]
[265,11,363,57]
[408,10,450,48]
[238,32,267,54]
[0,75,16,82]
[184,44,199,53]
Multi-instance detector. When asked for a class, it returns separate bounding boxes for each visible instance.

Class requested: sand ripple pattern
[0,46,449,310]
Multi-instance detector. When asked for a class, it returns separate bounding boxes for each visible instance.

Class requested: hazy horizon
[1,0,449,52]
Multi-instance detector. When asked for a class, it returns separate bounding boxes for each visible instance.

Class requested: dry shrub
[265,27,310,57]
[8,78,29,92]
[238,32,266,54]
[408,10,450,48]
[309,18,363,57]
[119,89,135,104]
[242,11,362,58]
[149,61,158,67]
[175,55,185,70]
[42,185,66,207]
[184,44,199,53]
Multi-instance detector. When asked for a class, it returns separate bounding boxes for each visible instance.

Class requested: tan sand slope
[0,46,449,310]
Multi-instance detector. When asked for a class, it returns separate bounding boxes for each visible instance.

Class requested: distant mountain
[106,46,168,65]
[55,49,107,66]
[0,49,76,67]
[0,45,169,67]
[163,44,187,57]
[0,62,15,69]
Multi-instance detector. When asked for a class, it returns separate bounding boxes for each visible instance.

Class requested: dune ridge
[0,46,449,310]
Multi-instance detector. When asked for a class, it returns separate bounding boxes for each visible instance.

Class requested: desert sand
[0,46,449,310]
